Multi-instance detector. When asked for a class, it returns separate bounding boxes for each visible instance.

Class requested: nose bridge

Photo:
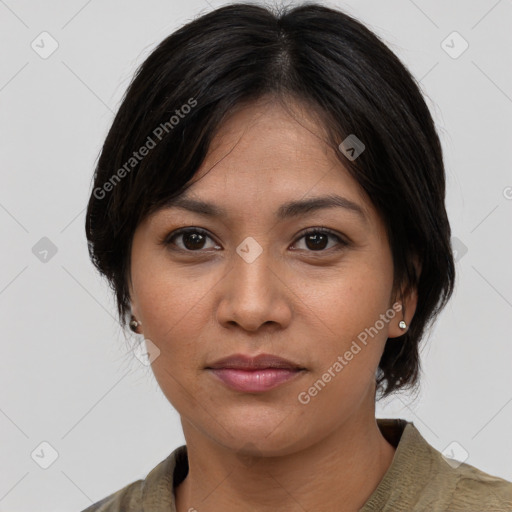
[232,234,274,295]
[217,233,291,331]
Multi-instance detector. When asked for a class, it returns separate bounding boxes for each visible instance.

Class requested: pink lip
[208,368,304,392]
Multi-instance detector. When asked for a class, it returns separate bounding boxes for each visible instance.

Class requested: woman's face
[129,97,417,456]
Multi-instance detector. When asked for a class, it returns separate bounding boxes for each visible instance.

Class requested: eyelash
[160,226,349,254]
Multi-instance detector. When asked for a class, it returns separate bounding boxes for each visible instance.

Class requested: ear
[128,301,143,335]
[387,256,421,339]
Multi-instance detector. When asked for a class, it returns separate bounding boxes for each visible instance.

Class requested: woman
[83,2,512,511]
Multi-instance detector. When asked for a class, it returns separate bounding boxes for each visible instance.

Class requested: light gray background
[1,0,511,510]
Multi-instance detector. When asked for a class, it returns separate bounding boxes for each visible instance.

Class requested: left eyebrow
[275,194,369,225]
[162,193,369,225]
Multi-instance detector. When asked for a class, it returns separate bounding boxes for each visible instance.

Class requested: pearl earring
[130,317,142,332]
[399,320,407,330]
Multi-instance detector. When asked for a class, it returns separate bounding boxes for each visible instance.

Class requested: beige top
[81,418,512,511]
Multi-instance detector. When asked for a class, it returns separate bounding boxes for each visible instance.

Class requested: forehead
[200,96,334,174]
[179,98,372,214]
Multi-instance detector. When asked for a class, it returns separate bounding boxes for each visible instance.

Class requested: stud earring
[130,317,142,333]
[399,320,407,330]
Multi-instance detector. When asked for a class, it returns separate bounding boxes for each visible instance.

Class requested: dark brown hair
[85,2,455,399]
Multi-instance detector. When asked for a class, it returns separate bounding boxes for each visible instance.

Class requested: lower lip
[208,368,304,392]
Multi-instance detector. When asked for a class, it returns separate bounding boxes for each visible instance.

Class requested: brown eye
[165,228,219,252]
[161,226,348,254]
[293,228,348,252]
[305,232,329,250]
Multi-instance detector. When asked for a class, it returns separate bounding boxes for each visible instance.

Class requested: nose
[215,238,292,333]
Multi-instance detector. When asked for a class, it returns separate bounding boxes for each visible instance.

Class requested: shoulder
[447,460,512,510]
[80,479,143,512]
[79,445,187,512]
[413,426,512,510]
[363,420,512,511]
[417,428,512,510]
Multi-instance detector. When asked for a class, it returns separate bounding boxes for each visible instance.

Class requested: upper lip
[206,353,305,371]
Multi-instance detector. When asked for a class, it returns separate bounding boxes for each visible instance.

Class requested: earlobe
[388,286,418,339]
[388,254,421,338]
[129,315,143,333]
[129,296,142,334]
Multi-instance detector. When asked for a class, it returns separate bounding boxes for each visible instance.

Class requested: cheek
[130,250,213,388]
[294,263,394,397]
[131,242,214,338]
[300,263,393,339]
[294,275,391,417]
[138,274,211,411]
[138,276,209,359]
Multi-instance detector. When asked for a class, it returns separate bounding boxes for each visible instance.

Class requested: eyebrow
[162,193,369,224]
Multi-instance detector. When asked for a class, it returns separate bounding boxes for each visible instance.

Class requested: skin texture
[129,96,419,512]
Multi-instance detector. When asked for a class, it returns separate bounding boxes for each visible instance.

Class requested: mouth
[207,368,306,393]
[206,353,305,370]
[205,353,306,393]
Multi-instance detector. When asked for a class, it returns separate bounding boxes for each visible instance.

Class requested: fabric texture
[81,418,512,511]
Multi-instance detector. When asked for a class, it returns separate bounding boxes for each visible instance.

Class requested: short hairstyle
[85,2,456,399]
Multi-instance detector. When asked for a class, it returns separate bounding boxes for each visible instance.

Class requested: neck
[175,410,396,512]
